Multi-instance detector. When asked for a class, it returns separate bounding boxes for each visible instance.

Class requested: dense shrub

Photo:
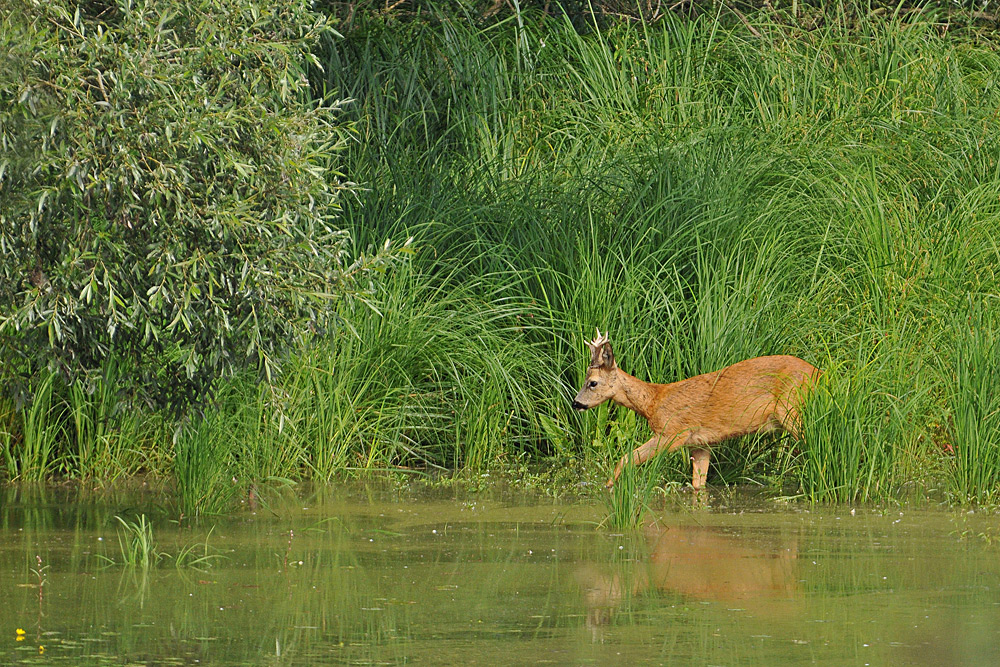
[0,0,385,411]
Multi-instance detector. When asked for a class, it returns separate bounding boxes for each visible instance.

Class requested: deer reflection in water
[578,514,799,629]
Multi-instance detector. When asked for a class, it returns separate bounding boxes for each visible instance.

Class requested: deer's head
[572,329,619,410]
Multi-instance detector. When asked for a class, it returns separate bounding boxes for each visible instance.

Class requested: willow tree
[0,0,390,411]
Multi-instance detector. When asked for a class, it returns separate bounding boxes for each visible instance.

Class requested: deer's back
[650,355,819,436]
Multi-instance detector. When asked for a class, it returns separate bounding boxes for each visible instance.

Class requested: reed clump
[945,302,1000,505]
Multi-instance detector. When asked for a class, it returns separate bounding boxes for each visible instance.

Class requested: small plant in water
[174,526,226,571]
[603,459,663,530]
[592,411,672,529]
[111,515,165,568]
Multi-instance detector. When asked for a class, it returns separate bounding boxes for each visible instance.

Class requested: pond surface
[2,483,1000,665]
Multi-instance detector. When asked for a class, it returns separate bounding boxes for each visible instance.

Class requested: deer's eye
[587,381,598,389]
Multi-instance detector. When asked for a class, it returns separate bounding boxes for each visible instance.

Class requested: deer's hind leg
[606,430,687,489]
[774,402,804,440]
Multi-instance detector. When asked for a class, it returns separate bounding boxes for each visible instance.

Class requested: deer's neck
[612,369,660,422]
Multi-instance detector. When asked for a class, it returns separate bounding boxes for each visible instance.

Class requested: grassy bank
[3,6,1000,510]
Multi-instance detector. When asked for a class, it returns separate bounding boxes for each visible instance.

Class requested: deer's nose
[572,400,587,411]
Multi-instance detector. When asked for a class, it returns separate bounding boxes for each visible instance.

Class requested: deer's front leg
[606,431,684,489]
[690,447,710,490]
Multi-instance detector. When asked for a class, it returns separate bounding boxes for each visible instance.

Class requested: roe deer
[572,329,820,490]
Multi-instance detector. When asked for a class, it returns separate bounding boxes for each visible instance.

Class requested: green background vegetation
[3,0,1000,511]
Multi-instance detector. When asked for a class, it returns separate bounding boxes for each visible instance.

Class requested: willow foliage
[0,0,371,410]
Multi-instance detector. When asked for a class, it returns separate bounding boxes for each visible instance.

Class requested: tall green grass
[66,364,151,481]
[319,7,1000,501]
[173,415,235,518]
[276,266,564,474]
[797,350,927,504]
[945,302,1000,504]
[5,7,1000,506]
[13,373,62,481]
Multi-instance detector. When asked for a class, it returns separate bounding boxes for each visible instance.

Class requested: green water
[2,484,999,665]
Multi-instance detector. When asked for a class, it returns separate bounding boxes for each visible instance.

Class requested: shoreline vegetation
[3,1,1000,515]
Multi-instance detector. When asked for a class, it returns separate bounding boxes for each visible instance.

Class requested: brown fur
[572,329,821,489]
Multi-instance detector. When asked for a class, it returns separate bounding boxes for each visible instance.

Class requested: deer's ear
[587,342,602,368]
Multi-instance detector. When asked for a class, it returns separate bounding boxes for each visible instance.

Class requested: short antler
[586,328,610,352]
